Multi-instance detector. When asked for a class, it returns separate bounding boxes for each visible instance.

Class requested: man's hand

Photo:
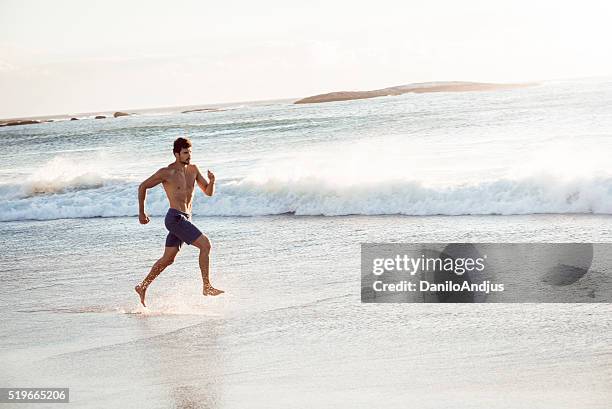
[139,212,150,224]
[207,169,215,183]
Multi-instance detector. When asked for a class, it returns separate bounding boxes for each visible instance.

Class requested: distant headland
[294,81,537,104]
[0,81,538,126]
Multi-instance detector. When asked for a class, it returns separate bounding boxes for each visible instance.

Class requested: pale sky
[1,0,611,118]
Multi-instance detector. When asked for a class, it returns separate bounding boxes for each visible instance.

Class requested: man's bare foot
[203,284,224,296]
[135,284,147,307]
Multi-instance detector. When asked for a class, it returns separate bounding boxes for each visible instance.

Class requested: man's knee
[192,235,211,253]
[161,246,180,265]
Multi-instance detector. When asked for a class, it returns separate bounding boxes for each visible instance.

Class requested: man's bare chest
[165,170,196,191]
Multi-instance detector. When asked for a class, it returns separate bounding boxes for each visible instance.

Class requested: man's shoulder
[156,165,174,178]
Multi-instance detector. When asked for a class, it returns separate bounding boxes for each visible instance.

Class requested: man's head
[173,137,192,165]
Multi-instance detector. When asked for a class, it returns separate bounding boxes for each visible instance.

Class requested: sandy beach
[1,214,612,408]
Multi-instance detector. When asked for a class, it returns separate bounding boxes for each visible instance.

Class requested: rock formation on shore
[1,110,132,127]
[294,81,536,104]
[181,108,224,114]
[0,119,41,127]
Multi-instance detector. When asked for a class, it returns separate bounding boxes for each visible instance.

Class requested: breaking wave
[2,175,612,221]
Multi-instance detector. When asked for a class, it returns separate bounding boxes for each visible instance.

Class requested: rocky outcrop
[1,111,132,127]
[294,81,537,104]
[0,119,41,127]
[181,108,224,114]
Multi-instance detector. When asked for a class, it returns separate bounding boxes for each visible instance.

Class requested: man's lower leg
[141,258,171,289]
[200,249,224,296]
[135,258,172,306]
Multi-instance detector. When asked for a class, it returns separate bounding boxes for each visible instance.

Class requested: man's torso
[161,164,198,213]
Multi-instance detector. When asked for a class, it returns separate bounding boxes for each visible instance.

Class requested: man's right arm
[138,169,165,224]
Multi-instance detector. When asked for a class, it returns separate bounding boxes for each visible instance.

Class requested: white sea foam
[1,174,612,221]
[0,154,132,200]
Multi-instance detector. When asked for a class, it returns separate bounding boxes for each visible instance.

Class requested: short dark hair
[173,137,192,154]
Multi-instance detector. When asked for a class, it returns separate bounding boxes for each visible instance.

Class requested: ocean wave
[1,176,612,222]
[0,155,129,201]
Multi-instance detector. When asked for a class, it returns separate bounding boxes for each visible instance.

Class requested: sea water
[1,78,611,408]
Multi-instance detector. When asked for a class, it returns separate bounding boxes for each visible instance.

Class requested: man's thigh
[165,232,184,249]
[174,217,203,246]
[162,245,181,260]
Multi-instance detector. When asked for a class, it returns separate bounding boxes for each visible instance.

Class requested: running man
[135,137,224,306]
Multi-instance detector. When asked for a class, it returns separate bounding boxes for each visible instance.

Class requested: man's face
[177,147,192,164]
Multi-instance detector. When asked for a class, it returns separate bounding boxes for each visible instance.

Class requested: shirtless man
[135,137,224,307]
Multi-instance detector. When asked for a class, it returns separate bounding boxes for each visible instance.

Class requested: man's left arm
[195,165,215,196]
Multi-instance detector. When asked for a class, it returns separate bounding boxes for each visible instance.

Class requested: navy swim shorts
[164,208,203,248]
